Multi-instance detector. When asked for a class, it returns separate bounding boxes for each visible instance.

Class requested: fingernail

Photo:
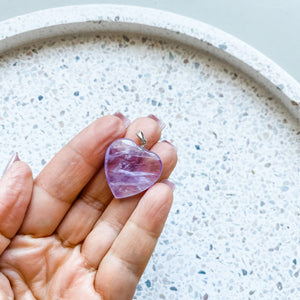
[114,112,131,128]
[148,114,166,131]
[162,140,177,152]
[161,179,175,191]
[2,152,20,176]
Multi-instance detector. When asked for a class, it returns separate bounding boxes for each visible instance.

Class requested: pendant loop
[136,131,147,148]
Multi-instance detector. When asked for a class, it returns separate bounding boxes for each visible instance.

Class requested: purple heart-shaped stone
[104,138,162,199]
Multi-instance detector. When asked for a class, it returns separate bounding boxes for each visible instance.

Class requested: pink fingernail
[114,112,131,128]
[162,140,177,152]
[161,179,175,191]
[147,114,166,131]
[2,152,20,176]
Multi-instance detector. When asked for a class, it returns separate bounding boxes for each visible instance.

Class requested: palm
[1,235,101,299]
[0,115,177,299]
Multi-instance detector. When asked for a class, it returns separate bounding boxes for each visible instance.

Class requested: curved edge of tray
[0,4,299,121]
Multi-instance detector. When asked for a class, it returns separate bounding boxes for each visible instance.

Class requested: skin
[0,115,177,300]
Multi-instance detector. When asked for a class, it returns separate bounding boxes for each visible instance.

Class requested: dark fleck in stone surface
[280,186,289,192]
[276,282,283,291]
[219,44,227,50]
[145,280,151,288]
[123,35,130,42]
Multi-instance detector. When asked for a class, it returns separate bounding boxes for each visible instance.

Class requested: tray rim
[0,4,299,121]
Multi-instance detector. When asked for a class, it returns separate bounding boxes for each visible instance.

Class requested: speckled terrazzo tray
[0,4,300,300]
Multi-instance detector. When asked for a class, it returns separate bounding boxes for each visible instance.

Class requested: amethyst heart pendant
[104,131,162,199]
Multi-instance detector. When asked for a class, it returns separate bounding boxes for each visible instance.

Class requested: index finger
[20,115,126,237]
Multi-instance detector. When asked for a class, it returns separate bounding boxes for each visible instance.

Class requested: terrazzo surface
[0,6,300,300]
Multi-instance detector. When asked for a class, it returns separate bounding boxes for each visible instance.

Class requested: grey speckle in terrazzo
[0,32,300,300]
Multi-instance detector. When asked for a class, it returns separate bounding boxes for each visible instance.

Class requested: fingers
[0,161,33,255]
[20,116,126,237]
[81,140,177,269]
[56,116,163,246]
[95,183,173,299]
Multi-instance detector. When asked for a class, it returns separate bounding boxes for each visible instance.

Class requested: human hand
[0,115,177,299]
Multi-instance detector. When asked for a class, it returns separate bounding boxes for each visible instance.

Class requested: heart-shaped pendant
[104,132,162,199]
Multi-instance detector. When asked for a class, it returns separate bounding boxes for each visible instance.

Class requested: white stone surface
[0,5,299,299]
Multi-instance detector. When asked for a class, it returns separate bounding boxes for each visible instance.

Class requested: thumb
[0,154,33,255]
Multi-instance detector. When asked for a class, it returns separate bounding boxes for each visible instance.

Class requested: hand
[0,115,177,299]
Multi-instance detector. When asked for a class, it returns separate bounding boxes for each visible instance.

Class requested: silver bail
[136,131,147,148]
